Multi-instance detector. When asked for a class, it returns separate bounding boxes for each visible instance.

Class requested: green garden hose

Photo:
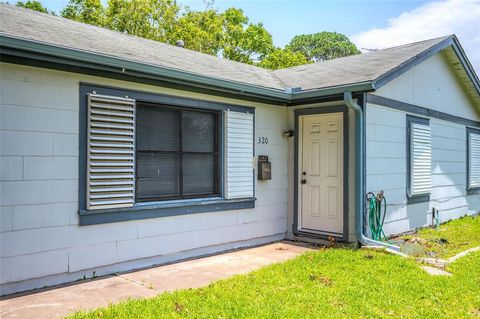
[367,191,389,242]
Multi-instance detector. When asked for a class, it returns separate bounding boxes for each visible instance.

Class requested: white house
[1,4,479,295]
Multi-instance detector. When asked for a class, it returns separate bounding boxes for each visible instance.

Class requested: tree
[16,1,48,13]
[170,9,224,55]
[286,32,360,62]
[221,8,273,64]
[61,0,106,26]
[258,48,309,70]
[106,0,179,42]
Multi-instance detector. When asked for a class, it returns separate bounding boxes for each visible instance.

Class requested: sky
[14,0,480,71]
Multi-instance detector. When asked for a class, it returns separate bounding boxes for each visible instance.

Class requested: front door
[299,112,344,235]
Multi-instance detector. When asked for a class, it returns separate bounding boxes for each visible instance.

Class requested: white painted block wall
[366,103,479,235]
[367,51,480,235]
[0,62,289,295]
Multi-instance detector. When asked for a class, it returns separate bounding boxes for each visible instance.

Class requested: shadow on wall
[375,161,479,235]
[405,201,430,231]
[466,195,480,215]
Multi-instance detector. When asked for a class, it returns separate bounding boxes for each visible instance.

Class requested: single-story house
[1,3,479,295]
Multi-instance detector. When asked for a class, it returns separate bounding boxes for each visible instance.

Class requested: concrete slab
[421,266,452,276]
[0,276,157,319]
[0,241,313,319]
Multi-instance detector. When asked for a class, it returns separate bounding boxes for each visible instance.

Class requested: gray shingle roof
[273,36,451,91]
[0,3,286,91]
[0,3,474,99]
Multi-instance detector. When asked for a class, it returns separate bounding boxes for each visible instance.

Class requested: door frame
[293,105,349,241]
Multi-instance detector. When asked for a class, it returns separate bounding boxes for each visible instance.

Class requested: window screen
[467,129,480,190]
[136,103,219,202]
[407,116,431,198]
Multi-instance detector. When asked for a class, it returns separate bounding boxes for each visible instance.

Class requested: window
[80,86,255,224]
[407,115,431,202]
[136,103,220,202]
[467,128,480,191]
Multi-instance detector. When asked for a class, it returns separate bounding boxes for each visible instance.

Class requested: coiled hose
[367,190,388,242]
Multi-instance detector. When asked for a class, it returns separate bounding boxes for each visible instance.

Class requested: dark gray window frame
[135,102,221,202]
[467,127,480,195]
[79,83,255,226]
[406,115,431,204]
[293,104,349,242]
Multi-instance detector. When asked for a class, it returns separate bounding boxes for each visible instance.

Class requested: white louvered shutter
[410,123,432,195]
[87,93,136,210]
[224,110,254,199]
[468,131,480,189]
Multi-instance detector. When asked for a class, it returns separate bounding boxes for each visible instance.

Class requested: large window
[136,103,220,202]
[80,86,255,225]
[467,128,480,192]
[407,115,431,203]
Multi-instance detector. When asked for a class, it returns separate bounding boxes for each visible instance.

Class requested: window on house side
[467,128,480,190]
[407,116,431,200]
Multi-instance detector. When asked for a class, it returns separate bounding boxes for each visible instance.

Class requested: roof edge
[0,34,379,104]
[291,81,375,102]
[0,34,291,102]
[373,35,480,97]
[450,35,480,96]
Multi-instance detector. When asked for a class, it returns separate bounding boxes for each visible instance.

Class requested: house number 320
[257,137,269,144]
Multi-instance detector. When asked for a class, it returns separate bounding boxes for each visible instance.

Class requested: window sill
[79,197,255,226]
[467,187,480,195]
[407,194,430,204]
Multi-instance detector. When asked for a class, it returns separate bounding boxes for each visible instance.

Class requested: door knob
[301,179,307,184]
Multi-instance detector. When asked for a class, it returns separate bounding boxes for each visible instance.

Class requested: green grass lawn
[397,215,480,258]
[69,248,480,319]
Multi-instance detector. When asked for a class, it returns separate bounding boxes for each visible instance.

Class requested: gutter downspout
[343,92,401,251]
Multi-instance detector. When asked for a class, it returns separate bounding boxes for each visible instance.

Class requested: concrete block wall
[0,62,289,295]
[367,52,480,235]
[365,103,480,235]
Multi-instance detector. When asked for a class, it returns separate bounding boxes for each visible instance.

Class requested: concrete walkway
[0,241,313,319]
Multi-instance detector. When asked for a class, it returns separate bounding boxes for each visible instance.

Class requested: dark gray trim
[294,230,343,241]
[406,115,431,204]
[407,194,430,204]
[450,36,480,96]
[79,83,255,224]
[0,35,291,102]
[0,49,287,106]
[467,127,480,193]
[79,198,255,226]
[467,188,480,195]
[293,104,349,242]
[367,94,480,128]
[291,82,375,104]
[3,34,479,106]
[80,83,254,113]
[373,36,454,89]
[374,35,480,96]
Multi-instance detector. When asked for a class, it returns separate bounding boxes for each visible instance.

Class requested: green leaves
[61,0,106,27]
[16,0,49,13]
[221,8,273,64]
[258,48,309,70]
[106,0,179,42]
[58,1,359,69]
[287,32,360,62]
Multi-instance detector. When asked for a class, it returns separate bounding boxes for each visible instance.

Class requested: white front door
[299,113,344,235]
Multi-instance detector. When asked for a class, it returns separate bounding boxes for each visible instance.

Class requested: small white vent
[87,93,136,210]
[410,122,432,195]
[224,110,254,199]
[468,131,480,189]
